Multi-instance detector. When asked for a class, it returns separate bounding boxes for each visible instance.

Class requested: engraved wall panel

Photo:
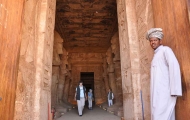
[136,0,154,119]
[67,53,106,104]
[14,0,56,119]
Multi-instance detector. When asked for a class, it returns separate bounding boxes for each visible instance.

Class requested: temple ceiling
[55,0,118,52]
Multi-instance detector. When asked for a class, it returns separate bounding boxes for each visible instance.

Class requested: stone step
[101,102,109,109]
[113,106,123,117]
[54,103,73,119]
[98,103,124,118]
[107,106,119,112]
[56,107,68,113]
[54,111,63,119]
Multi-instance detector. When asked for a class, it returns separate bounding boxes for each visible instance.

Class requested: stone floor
[56,105,121,120]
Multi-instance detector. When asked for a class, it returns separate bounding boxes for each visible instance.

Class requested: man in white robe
[146,28,182,120]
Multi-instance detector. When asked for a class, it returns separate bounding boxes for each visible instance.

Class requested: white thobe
[151,45,182,120]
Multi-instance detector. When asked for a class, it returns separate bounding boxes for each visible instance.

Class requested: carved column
[63,76,71,102]
[66,61,73,103]
[58,48,68,103]
[111,32,123,104]
[51,66,59,106]
[57,74,66,103]
[52,31,64,105]
[117,0,142,119]
[103,55,110,92]
[106,48,118,102]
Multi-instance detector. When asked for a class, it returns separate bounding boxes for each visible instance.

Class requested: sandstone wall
[67,53,107,105]
[14,0,56,119]
[0,0,24,119]
[151,0,190,119]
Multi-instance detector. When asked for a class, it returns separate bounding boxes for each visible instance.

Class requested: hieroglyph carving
[111,32,120,62]
[69,53,103,62]
[43,0,56,91]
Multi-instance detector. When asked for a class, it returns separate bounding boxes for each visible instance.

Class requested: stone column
[58,48,68,103]
[117,0,142,119]
[14,0,56,119]
[106,48,118,102]
[103,55,110,92]
[57,74,66,103]
[51,66,59,106]
[114,62,122,103]
[63,76,71,102]
[52,31,64,104]
[111,32,123,104]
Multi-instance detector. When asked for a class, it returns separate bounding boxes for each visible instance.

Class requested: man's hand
[171,95,177,97]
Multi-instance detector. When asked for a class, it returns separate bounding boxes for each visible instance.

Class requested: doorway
[80,72,95,105]
[80,72,94,92]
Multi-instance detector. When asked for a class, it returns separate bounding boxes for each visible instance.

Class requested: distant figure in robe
[146,28,182,120]
[107,88,114,107]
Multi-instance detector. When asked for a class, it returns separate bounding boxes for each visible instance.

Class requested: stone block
[56,108,68,113]
[54,112,62,119]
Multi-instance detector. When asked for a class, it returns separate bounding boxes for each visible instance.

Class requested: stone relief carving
[53,31,64,66]
[111,32,120,62]
[51,75,58,105]
[52,31,71,104]
[106,47,114,73]
[102,55,110,91]
[69,53,103,62]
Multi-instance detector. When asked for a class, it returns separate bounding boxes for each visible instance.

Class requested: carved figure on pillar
[58,47,68,104]
[51,66,59,106]
[52,31,71,105]
[111,32,120,62]
[103,54,110,92]
[106,47,118,104]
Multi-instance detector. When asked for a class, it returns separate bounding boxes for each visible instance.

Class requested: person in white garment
[146,28,182,120]
[88,89,93,110]
[74,81,87,116]
[107,88,114,107]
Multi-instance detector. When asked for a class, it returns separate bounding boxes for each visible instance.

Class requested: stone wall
[0,0,24,119]
[151,0,190,119]
[67,53,107,105]
[14,0,56,119]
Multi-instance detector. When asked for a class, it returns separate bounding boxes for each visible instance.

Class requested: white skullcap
[146,28,164,40]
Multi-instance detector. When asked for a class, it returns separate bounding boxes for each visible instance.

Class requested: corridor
[1,0,190,120]
[56,105,121,120]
